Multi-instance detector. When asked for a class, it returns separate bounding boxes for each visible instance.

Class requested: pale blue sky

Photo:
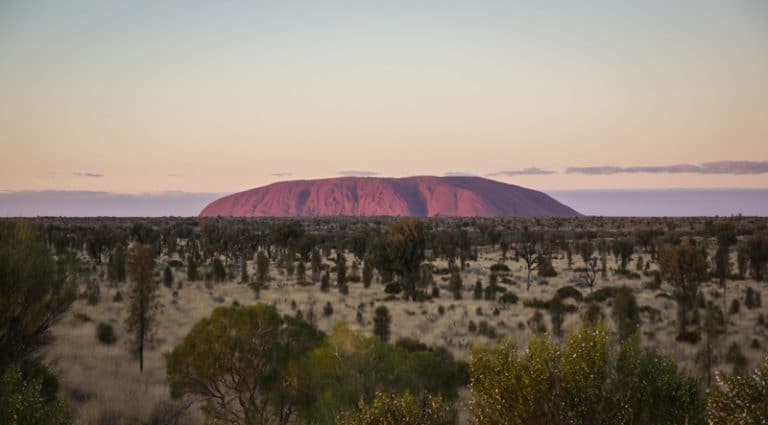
[1,1,767,192]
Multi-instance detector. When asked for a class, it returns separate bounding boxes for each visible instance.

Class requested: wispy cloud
[444,171,478,177]
[271,172,294,177]
[488,167,555,177]
[566,161,768,175]
[337,170,379,177]
[72,171,104,178]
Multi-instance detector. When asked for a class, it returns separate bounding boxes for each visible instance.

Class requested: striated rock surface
[199,176,580,217]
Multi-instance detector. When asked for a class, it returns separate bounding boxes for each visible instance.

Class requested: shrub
[745,287,762,309]
[585,286,620,303]
[675,329,701,344]
[725,342,748,375]
[490,263,510,273]
[96,323,117,345]
[373,306,391,342]
[166,304,324,424]
[523,298,550,309]
[0,364,72,424]
[499,292,519,305]
[385,282,402,295]
[337,392,455,425]
[556,285,583,302]
[729,299,740,315]
[469,326,705,425]
[707,355,768,424]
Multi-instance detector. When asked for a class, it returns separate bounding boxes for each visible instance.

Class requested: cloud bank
[566,161,768,175]
[488,168,555,176]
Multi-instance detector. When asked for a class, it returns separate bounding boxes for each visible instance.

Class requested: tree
[707,355,768,425]
[469,326,704,425]
[658,243,709,340]
[612,238,635,271]
[579,256,599,292]
[241,255,249,283]
[0,221,76,372]
[256,250,270,284]
[108,244,127,283]
[211,257,226,282]
[126,242,158,372]
[373,306,392,343]
[321,271,330,292]
[166,304,323,425]
[301,323,464,424]
[311,248,322,282]
[514,230,541,291]
[549,294,565,338]
[163,265,174,288]
[449,271,462,300]
[611,286,639,341]
[746,233,768,281]
[376,219,427,300]
[474,280,483,300]
[337,392,456,425]
[714,226,736,315]
[577,240,594,266]
[362,259,373,289]
[186,254,198,281]
[296,260,306,285]
[336,251,348,294]
[0,364,72,425]
[0,222,75,424]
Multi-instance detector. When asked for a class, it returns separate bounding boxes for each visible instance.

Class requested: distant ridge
[199,176,580,217]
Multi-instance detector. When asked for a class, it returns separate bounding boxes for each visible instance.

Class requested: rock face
[199,176,580,217]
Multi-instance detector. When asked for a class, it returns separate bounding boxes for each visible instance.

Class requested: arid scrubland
[3,216,768,424]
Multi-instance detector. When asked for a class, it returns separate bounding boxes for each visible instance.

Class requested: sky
[1,1,767,194]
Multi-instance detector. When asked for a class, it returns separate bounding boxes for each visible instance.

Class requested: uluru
[199,176,580,217]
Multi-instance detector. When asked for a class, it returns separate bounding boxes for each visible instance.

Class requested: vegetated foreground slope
[200,176,581,217]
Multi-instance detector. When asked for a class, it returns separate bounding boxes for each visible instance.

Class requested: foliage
[612,286,640,341]
[707,356,768,425]
[166,304,323,425]
[0,221,76,372]
[658,243,708,338]
[300,323,464,424]
[337,392,456,425]
[96,322,117,345]
[373,306,391,342]
[469,326,704,425]
[125,242,158,372]
[0,364,72,425]
[371,219,427,299]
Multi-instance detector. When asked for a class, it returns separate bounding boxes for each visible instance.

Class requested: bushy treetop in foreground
[337,392,456,425]
[469,325,704,425]
[707,357,768,425]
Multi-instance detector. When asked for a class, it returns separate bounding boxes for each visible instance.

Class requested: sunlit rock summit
[199,176,580,217]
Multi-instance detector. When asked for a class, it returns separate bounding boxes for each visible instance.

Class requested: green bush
[707,355,768,424]
[337,392,455,425]
[96,323,117,345]
[556,285,583,302]
[470,326,705,424]
[0,364,72,425]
